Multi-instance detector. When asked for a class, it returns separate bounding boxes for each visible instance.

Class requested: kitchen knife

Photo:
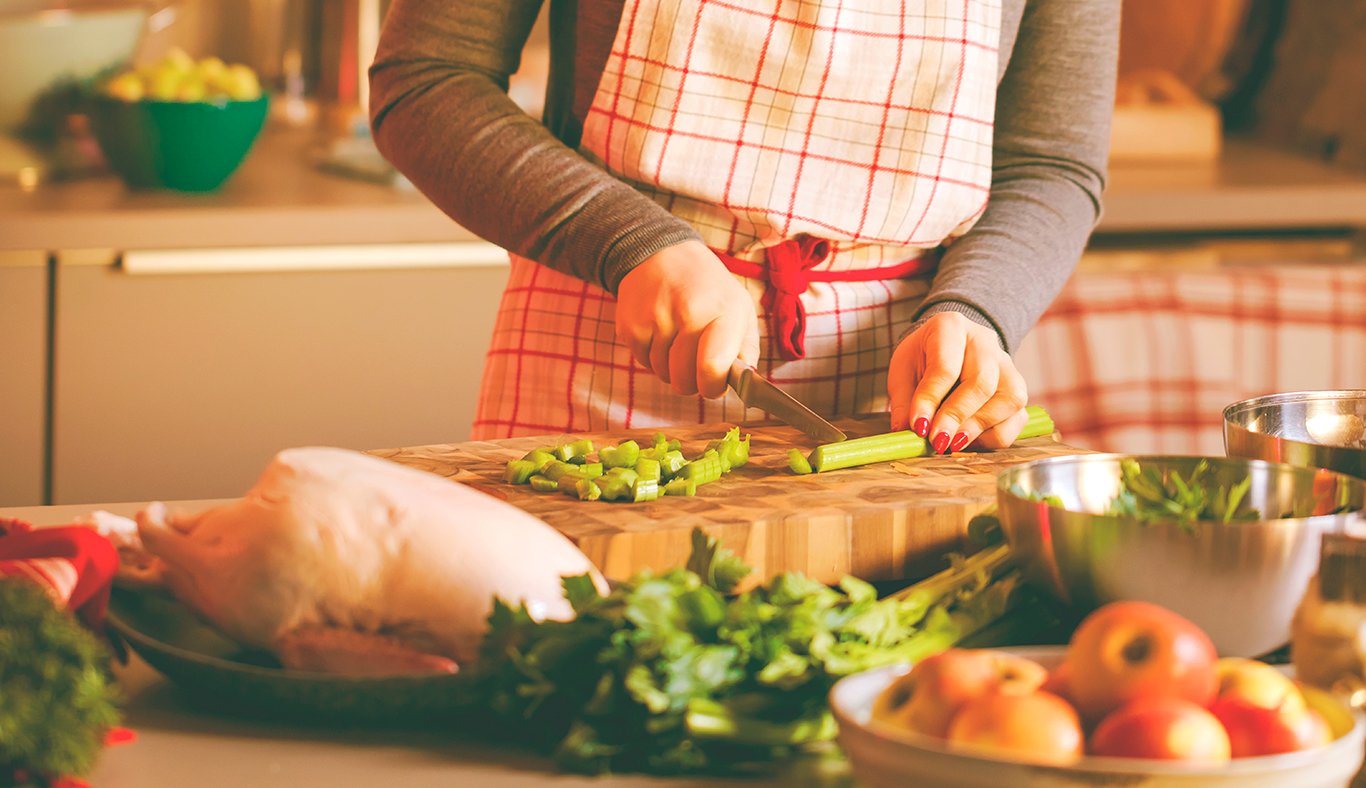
[728,360,847,443]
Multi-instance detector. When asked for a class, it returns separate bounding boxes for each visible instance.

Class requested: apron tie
[715,237,938,361]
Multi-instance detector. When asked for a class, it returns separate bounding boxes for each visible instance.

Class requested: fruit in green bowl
[86,94,268,192]
[102,49,261,104]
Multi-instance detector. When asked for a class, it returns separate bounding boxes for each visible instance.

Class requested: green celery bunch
[474,530,1023,775]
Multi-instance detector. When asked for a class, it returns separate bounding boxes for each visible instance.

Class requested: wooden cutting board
[371,416,1086,586]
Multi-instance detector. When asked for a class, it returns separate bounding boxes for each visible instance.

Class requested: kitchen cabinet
[0,251,48,507]
[51,247,508,505]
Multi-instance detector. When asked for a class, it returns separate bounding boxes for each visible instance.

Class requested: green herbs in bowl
[995,455,1366,657]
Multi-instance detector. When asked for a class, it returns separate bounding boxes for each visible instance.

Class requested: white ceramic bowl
[0,5,147,130]
[830,647,1366,788]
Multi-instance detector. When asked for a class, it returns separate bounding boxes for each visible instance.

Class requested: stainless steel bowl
[1225,391,1366,480]
[997,455,1366,657]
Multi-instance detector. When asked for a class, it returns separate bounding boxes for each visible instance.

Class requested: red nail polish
[950,432,971,453]
[913,417,930,438]
[932,432,951,454]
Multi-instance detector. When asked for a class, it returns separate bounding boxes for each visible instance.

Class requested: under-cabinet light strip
[120,243,511,275]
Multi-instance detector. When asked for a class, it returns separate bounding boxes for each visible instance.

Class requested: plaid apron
[473,0,1001,438]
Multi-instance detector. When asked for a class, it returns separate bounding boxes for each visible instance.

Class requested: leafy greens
[473,529,1022,775]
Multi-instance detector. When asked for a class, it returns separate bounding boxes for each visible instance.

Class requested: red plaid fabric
[472,0,1001,438]
[0,521,119,630]
[1015,263,1366,455]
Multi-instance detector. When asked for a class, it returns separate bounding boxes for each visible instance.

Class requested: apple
[1067,601,1219,721]
[1041,660,1073,703]
[145,62,184,102]
[947,690,1083,765]
[104,72,144,102]
[1216,657,1306,715]
[872,649,1047,738]
[1298,681,1353,741]
[222,64,262,101]
[1090,696,1231,764]
[1211,696,1333,757]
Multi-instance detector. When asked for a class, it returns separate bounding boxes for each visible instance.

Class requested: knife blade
[727,360,847,443]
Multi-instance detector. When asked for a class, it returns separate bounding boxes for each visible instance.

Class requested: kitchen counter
[5,128,1366,253]
[0,123,478,252]
[95,653,851,788]
[2,499,854,788]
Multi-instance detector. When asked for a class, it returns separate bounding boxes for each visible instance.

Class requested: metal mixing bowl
[1225,391,1366,480]
[996,454,1366,657]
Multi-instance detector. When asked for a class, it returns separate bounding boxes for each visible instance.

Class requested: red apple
[1068,601,1219,721]
[872,649,1047,737]
[1090,696,1231,765]
[947,690,1084,765]
[1210,696,1333,757]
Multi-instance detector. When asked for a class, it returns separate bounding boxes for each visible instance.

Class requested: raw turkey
[135,446,608,676]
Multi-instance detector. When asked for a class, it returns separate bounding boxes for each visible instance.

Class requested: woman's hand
[615,241,760,398]
[888,312,1029,452]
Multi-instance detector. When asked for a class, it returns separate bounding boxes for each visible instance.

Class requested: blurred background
[0,0,1363,507]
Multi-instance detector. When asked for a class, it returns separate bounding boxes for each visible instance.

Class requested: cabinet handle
[119,243,510,275]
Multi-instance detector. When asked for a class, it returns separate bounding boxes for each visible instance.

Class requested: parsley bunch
[476,529,1021,775]
[0,578,122,784]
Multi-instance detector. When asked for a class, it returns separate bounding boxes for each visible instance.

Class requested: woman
[370,0,1118,450]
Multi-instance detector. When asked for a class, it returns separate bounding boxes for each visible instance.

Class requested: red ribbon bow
[715,237,937,361]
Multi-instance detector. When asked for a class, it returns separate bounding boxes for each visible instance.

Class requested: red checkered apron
[473,0,1001,438]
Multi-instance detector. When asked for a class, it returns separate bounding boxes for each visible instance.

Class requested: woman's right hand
[615,241,760,399]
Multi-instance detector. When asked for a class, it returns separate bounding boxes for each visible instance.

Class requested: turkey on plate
[131,446,607,676]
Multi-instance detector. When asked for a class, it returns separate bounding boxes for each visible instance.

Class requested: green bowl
[86,94,268,192]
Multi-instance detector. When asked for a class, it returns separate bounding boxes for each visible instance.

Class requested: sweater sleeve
[368,0,701,294]
[910,0,1121,353]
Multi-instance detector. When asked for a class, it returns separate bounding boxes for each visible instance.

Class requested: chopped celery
[553,439,594,462]
[664,478,696,496]
[659,450,687,480]
[521,449,556,470]
[541,461,580,482]
[557,473,591,494]
[529,475,559,493]
[635,458,661,483]
[599,440,640,469]
[576,479,602,501]
[630,477,660,502]
[787,449,813,475]
[503,459,540,485]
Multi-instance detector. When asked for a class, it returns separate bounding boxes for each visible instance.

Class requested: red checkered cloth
[1015,263,1366,455]
[472,0,1001,438]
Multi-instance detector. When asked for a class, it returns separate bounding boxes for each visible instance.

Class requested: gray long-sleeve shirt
[370,0,1119,353]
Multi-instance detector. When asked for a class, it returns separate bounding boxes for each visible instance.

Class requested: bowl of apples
[830,601,1366,788]
[87,48,267,192]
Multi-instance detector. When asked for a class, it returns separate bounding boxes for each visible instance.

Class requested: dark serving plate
[106,587,481,725]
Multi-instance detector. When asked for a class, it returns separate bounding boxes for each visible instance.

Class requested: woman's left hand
[888,312,1029,453]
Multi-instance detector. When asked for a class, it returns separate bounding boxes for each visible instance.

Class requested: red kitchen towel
[0,520,119,630]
